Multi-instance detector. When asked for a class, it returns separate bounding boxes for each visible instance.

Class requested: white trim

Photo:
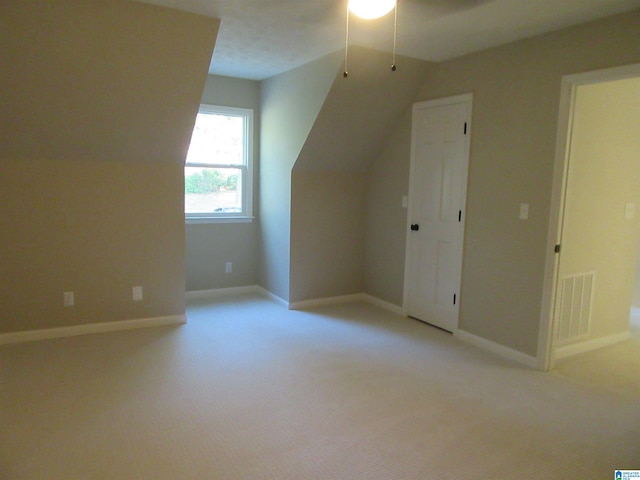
[412,93,473,109]
[361,294,406,316]
[539,62,640,372]
[455,330,538,369]
[537,73,576,371]
[254,286,289,308]
[289,294,367,310]
[0,315,186,345]
[188,285,290,308]
[186,286,401,317]
[186,285,260,300]
[554,331,631,360]
[186,216,254,225]
[185,104,254,220]
[287,293,406,316]
[561,63,640,87]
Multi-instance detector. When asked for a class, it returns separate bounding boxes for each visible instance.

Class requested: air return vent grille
[556,272,594,344]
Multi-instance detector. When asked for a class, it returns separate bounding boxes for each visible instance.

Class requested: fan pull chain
[344,0,398,78]
[343,2,350,78]
[391,0,398,71]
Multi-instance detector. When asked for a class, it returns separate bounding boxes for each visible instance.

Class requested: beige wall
[364,110,414,305]
[0,0,218,164]
[290,171,367,302]
[0,160,185,331]
[561,77,640,338]
[259,52,342,301]
[295,48,432,172]
[366,10,640,356]
[289,48,430,303]
[186,223,259,291]
[0,1,218,334]
[186,75,260,291]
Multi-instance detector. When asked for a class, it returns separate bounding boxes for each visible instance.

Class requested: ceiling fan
[277,0,494,24]
[257,0,495,77]
[348,0,495,75]
[342,0,493,76]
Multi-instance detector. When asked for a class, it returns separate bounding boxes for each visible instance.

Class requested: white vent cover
[556,272,595,344]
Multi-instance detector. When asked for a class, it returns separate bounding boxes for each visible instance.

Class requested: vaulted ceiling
[139,0,640,80]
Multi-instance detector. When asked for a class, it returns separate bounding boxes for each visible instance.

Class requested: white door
[404,95,472,332]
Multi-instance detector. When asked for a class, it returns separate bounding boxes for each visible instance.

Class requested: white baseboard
[288,293,406,316]
[186,285,260,300]
[186,286,405,315]
[361,294,406,316]
[555,331,631,360]
[253,286,289,308]
[185,285,288,308]
[0,315,186,345]
[455,330,538,368]
[289,293,367,310]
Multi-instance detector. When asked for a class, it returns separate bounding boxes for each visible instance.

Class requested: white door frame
[537,63,640,371]
[403,93,473,331]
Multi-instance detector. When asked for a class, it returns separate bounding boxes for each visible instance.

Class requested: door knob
[411,224,420,231]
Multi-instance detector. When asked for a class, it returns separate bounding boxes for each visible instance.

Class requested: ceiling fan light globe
[348,0,396,19]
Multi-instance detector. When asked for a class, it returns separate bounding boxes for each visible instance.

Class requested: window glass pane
[186,113,244,166]
[185,167,242,214]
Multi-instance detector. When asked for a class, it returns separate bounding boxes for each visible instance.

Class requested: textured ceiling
[138,0,640,80]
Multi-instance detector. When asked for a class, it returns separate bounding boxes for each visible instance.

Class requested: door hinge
[463,122,467,135]
[453,293,457,305]
[458,210,462,222]
[554,244,561,253]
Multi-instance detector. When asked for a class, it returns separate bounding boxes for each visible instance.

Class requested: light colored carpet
[1,293,638,479]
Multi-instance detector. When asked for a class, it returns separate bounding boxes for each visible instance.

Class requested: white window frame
[185,104,254,224]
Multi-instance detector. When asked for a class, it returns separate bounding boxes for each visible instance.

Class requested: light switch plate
[132,286,143,301]
[63,291,74,307]
[625,202,635,220]
[519,203,529,220]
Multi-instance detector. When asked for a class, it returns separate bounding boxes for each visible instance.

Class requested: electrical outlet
[63,291,74,307]
[132,286,143,301]
[225,262,233,274]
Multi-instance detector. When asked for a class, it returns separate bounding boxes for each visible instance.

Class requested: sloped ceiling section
[293,46,433,172]
[0,0,220,164]
[260,51,344,173]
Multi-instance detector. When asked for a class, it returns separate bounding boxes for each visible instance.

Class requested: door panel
[406,96,472,332]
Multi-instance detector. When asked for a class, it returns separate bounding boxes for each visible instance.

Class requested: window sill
[186,216,254,225]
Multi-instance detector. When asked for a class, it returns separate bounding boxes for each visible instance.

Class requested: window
[185,105,253,223]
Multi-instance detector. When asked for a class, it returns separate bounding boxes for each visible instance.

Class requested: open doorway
[539,64,640,371]
[631,240,640,335]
